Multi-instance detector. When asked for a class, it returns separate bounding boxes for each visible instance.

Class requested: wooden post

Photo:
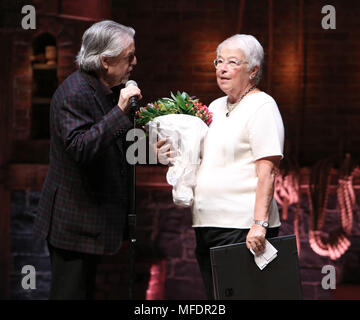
[0,31,13,299]
[267,0,274,95]
[236,0,246,34]
[295,0,305,161]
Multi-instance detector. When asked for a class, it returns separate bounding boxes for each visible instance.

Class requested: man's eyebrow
[126,51,135,57]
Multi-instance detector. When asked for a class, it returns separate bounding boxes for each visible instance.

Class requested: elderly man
[34,20,141,299]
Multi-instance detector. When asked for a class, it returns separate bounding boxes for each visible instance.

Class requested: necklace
[226,85,257,117]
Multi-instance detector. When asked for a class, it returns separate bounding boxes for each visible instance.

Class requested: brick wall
[6,0,360,164]
[4,0,360,300]
[10,190,50,299]
[11,15,90,141]
[299,0,360,164]
[10,182,360,300]
[279,192,360,300]
[112,0,360,165]
[93,188,206,300]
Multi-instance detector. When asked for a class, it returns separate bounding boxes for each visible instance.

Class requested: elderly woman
[192,34,284,299]
[156,34,285,299]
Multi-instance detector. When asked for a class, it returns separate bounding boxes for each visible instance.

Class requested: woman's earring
[250,75,254,80]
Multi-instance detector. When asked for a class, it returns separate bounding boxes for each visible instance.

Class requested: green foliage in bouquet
[136,91,213,126]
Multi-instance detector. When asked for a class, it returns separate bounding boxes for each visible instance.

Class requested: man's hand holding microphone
[118,80,142,114]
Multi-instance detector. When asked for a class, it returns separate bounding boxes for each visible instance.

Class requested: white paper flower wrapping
[147,114,208,207]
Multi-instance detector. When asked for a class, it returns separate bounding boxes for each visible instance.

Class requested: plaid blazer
[34,70,133,255]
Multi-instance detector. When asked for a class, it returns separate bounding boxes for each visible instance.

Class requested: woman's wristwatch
[254,220,269,229]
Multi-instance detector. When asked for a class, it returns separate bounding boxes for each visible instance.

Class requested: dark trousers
[194,227,279,300]
[47,242,100,300]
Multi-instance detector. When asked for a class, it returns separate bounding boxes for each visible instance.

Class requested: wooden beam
[8,164,172,191]
[0,187,10,299]
[59,0,112,21]
[267,0,274,94]
[236,0,246,33]
[11,140,50,164]
[8,163,360,193]
[9,164,49,191]
[136,166,171,190]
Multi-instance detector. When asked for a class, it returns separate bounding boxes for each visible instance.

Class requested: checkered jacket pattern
[34,70,133,255]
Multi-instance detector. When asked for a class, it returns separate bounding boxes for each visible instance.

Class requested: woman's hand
[246,224,266,255]
[155,138,177,165]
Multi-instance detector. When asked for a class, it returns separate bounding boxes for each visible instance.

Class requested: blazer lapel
[94,89,113,115]
[79,71,127,157]
[79,71,113,115]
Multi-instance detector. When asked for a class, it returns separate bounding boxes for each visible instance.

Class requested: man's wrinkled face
[105,40,137,86]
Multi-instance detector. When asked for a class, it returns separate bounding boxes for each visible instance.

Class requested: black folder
[210,234,302,300]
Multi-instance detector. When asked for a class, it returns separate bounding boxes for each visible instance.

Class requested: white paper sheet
[250,239,278,270]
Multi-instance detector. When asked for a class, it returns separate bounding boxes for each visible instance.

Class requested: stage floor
[332,284,360,300]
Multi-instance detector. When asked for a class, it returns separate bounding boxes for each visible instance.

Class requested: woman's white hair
[217,34,264,85]
[76,20,135,73]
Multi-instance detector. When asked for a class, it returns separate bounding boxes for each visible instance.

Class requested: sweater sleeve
[247,101,285,161]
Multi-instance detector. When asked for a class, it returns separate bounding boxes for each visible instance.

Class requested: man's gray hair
[217,34,264,85]
[76,20,135,73]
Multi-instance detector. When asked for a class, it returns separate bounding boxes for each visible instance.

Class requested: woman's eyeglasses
[213,58,248,69]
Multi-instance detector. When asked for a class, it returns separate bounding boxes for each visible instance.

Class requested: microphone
[125,80,139,109]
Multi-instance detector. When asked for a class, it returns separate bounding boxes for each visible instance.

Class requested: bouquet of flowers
[136,91,212,126]
[136,91,213,207]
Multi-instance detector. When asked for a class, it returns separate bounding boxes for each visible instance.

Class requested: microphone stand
[128,101,138,300]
